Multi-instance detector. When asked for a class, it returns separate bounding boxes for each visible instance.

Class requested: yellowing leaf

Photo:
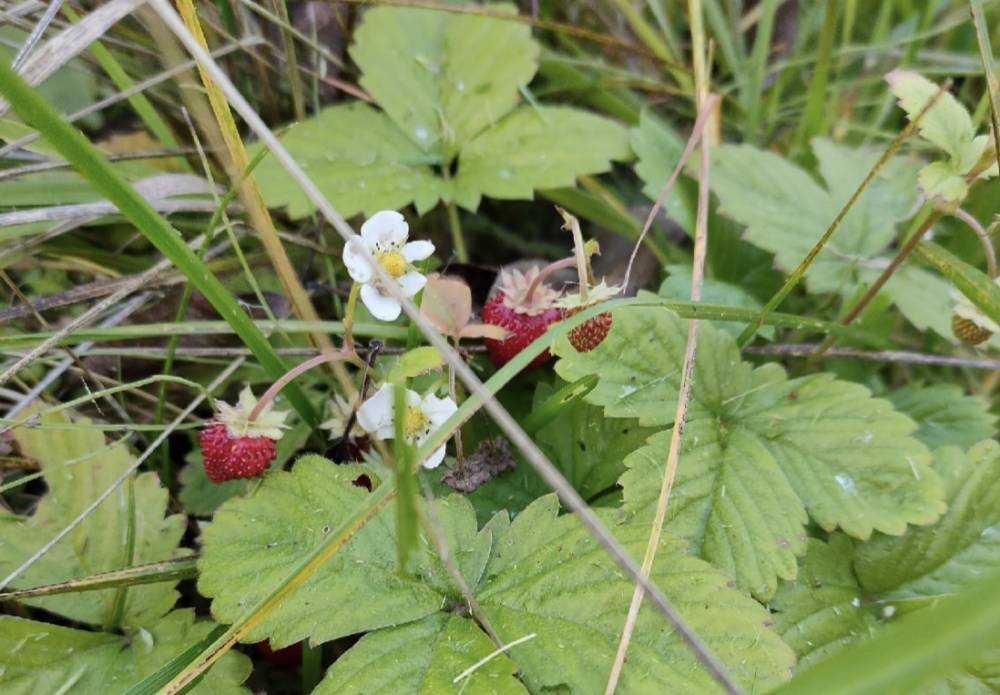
[0,408,186,628]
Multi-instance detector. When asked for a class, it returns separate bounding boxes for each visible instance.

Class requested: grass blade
[0,557,198,601]
[0,60,317,424]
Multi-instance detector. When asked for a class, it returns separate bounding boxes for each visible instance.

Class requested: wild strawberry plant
[0,3,998,695]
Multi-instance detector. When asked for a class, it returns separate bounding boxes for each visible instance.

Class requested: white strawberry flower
[356,383,457,469]
[343,210,435,321]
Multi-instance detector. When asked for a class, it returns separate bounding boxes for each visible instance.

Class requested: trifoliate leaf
[534,381,658,500]
[771,536,879,669]
[709,139,972,340]
[855,440,1000,600]
[887,383,996,451]
[0,610,250,694]
[197,457,491,648]
[251,102,443,219]
[349,4,537,159]
[476,495,795,692]
[554,306,944,599]
[453,106,631,210]
[886,70,985,171]
[0,408,185,628]
[316,613,526,694]
[711,139,917,294]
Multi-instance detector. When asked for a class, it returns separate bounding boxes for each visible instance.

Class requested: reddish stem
[249,351,357,422]
[524,256,577,302]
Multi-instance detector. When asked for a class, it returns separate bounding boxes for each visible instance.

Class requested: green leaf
[771,536,879,669]
[855,440,1000,600]
[918,160,970,203]
[316,613,526,694]
[629,109,697,233]
[476,495,795,692]
[453,106,631,210]
[197,456,491,648]
[711,139,917,295]
[771,535,1000,692]
[886,70,985,171]
[0,409,186,628]
[252,103,443,219]
[387,346,445,381]
[882,264,956,341]
[554,306,944,599]
[887,384,996,451]
[534,380,657,500]
[0,610,250,695]
[349,4,537,159]
[659,264,774,339]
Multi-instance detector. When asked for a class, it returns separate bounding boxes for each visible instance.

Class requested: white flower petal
[361,210,408,250]
[356,383,395,436]
[397,271,427,298]
[402,240,435,262]
[405,389,423,407]
[421,393,457,427]
[343,236,374,283]
[360,284,402,321]
[376,425,396,440]
[423,444,447,469]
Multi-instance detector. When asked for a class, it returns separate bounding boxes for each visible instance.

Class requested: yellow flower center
[402,405,430,438]
[377,251,407,278]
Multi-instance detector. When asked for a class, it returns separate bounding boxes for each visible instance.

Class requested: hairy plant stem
[249,351,363,423]
[524,256,577,302]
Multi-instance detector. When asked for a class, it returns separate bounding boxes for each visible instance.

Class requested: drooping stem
[249,351,359,422]
[524,256,577,302]
[558,208,590,304]
[343,282,361,353]
[953,206,998,279]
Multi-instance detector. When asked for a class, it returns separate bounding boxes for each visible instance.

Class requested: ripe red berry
[199,386,288,483]
[483,293,562,368]
[199,422,277,482]
[482,268,562,369]
[563,306,613,352]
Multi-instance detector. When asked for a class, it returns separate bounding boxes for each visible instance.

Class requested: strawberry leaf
[476,495,795,692]
[317,613,526,694]
[0,610,250,694]
[887,383,996,451]
[855,440,1000,600]
[553,306,945,599]
[250,102,443,219]
[534,381,657,500]
[771,536,878,669]
[349,4,537,159]
[453,106,631,210]
[197,457,491,648]
[0,408,186,628]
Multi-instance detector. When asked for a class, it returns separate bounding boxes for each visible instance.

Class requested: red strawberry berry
[482,267,562,369]
[199,386,289,483]
[563,306,613,352]
[199,423,277,482]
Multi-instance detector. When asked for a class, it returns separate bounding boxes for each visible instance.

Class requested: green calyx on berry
[215,386,290,440]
